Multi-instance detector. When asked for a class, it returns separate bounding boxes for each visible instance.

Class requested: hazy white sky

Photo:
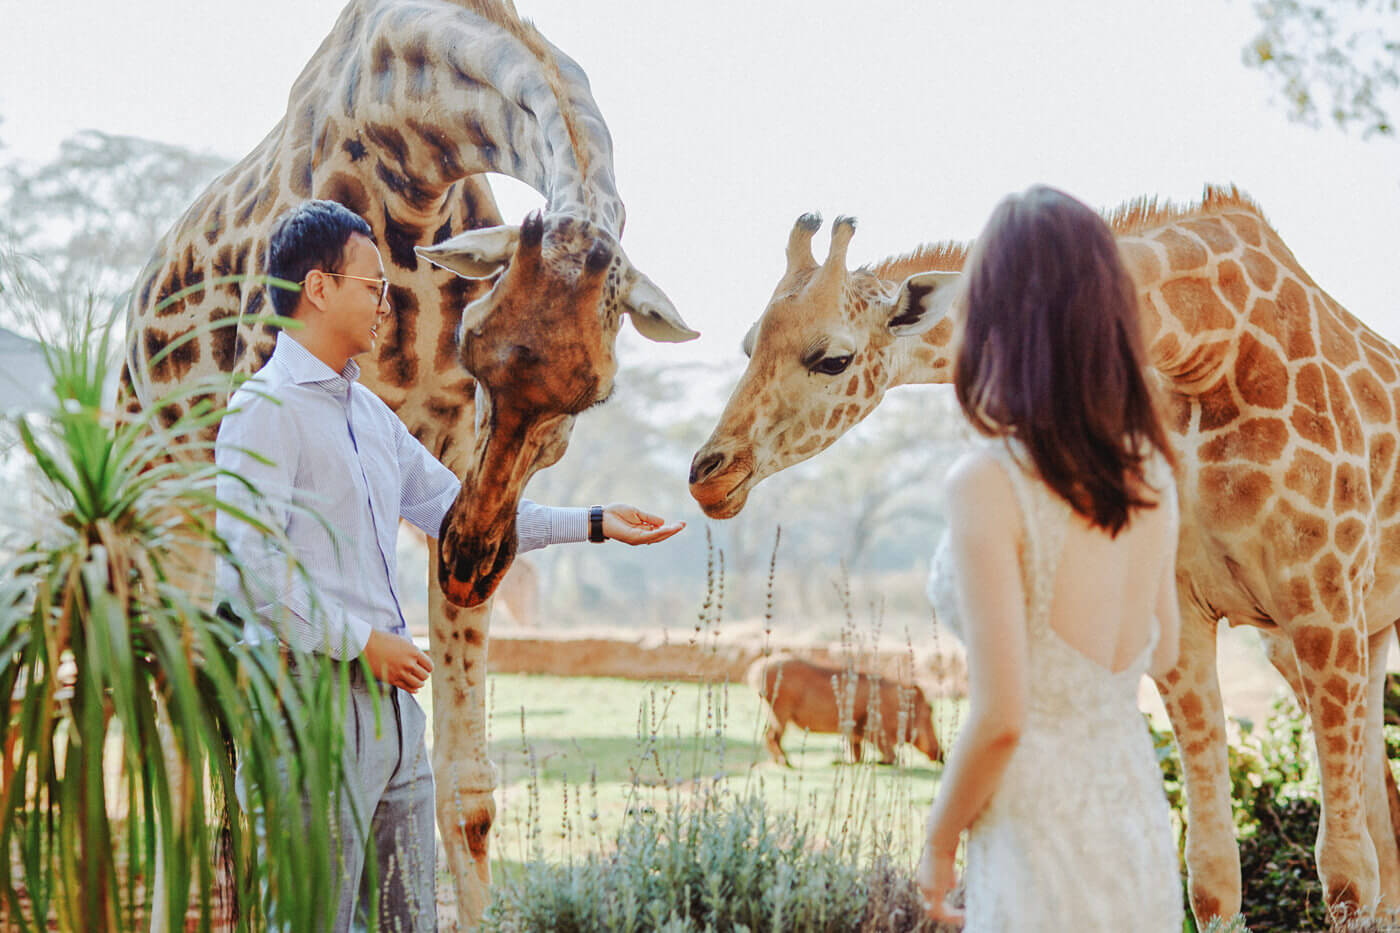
[2,0,1397,372]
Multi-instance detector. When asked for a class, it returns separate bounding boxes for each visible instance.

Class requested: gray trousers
[241,667,438,932]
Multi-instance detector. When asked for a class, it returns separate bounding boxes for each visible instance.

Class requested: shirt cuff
[548,506,590,544]
[340,615,375,660]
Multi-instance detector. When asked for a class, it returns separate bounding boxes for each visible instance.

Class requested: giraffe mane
[1103,183,1268,234]
[867,241,969,281]
[867,184,1266,283]
[451,0,593,204]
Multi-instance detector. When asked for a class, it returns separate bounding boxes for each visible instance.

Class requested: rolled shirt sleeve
[390,414,589,551]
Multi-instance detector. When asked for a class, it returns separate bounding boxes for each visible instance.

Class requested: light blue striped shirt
[214,332,587,658]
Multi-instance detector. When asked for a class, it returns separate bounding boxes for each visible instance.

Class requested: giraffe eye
[811,354,853,376]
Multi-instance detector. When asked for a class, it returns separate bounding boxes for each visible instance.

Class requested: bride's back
[1038,465,1177,675]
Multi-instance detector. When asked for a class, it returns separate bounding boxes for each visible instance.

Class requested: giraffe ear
[414,225,521,279]
[889,271,961,337]
[621,272,700,343]
[741,320,759,358]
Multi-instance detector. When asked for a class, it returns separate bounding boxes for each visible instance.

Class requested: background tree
[1245,0,1400,137]
[0,129,228,329]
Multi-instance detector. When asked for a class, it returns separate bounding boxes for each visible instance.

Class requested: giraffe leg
[1363,628,1400,907]
[1291,615,1379,918]
[428,574,497,929]
[1156,608,1240,925]
[1263,627,1400,908]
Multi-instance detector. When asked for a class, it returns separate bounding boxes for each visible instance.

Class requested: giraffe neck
[877,208,1303,393]
[311,0,623,232]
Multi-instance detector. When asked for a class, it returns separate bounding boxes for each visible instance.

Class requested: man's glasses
[307,271,390,306]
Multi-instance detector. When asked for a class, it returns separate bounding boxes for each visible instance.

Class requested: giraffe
[688,188,1400,926]
[121,0,696,922]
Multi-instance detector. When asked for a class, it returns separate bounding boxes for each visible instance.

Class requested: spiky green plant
[0,302,363,932]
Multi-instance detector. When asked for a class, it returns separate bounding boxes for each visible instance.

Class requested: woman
[918,185,1184,929]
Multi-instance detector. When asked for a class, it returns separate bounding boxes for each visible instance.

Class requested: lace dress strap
[987,441,1070,634]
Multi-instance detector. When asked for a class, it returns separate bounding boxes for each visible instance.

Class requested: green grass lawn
[420,674,963,873]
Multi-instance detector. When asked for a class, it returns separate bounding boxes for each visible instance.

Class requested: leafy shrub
[1153,693,1400,932]
[481,787,948,933]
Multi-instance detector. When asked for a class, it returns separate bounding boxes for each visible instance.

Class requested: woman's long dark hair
[954,185,1175,536]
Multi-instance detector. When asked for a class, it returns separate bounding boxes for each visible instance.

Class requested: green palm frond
[0,308,363,932]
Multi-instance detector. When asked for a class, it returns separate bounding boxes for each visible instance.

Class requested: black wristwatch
[588,505,606,543]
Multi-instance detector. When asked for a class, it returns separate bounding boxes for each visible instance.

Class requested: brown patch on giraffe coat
[1319,696,1347,731]
[1196,380,1241,432]
[1200,465,1272,528]
[1371,433,1398,495]
[1332,462,1368,515]
[377,285,419,387]
[371,34,396,103]
[1324,368,1365,455]
[436,276,478,371]
[401,39,434,102]
[1216,260,1249,313]
[1156,229,1209,271]
[408,118,466,181]
[1234,333,1289,410]
[252,339,276,370]
[1159,277,1235,332]
[209,311,247,371]
[1346,368,1391,424]
[1281,576,1317,616]
[1241,248,1276,291]
[1181,218,1239,253]
[323,171,372,221]
[382,206,425,270]
[365,122,411,170]
[1313,554,1350,619]
[1335,630,1361,674]
[1315,299,1362,368]
[844,374,860,396]
[1226,212,1262,246]
[1118,241,1160,284]
[1279,305,1316,359]
[1291,369,1338,452]
[1198,417,1288,464]
[1284,447,1333,509]
[1363,344,1399,384]
[425,396,465,430]
[1268,500,1330,563]
[203,199,226,247]
[1178,692,1205,730]
[375,161,438,212]
[1294,625,1334,671]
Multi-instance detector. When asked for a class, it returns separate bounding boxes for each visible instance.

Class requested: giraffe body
[123,1,693,922]
[689,188,1400,925]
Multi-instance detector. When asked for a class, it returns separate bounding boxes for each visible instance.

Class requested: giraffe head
[689,213,960,518]
[417,210,697,606]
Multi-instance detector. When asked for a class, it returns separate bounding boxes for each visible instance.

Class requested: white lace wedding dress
[926,442,1184,932]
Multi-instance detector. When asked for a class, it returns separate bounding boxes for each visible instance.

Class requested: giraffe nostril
[690,450,727,486]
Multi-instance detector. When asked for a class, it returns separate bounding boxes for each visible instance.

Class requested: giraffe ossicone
[692,186,1400,926]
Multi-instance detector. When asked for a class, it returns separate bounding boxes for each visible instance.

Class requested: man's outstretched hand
[362,629,433,693]
[601,504,685,545]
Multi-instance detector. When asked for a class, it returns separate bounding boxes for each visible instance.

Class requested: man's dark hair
[266,200,375,317]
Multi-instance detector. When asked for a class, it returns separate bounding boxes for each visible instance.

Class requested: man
[214,199,682,931]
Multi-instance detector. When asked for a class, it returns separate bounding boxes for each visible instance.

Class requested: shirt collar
[271,331,361,388]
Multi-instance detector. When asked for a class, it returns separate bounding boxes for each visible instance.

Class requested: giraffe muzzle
[688,445,755,519]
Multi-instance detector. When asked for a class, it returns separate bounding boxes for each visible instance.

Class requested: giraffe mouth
[689,457,756,519]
